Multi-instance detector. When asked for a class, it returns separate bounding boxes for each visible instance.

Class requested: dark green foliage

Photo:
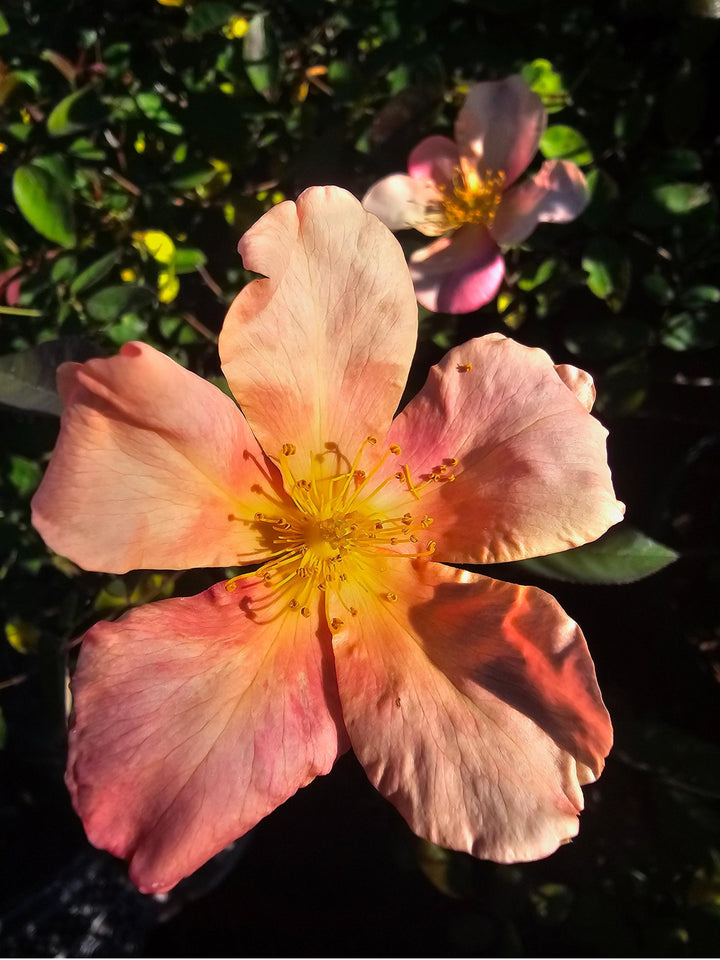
[0,0,718,955]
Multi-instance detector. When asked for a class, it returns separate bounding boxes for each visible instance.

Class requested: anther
[367,435,377,445]
[446,457,458,467]
[389,444,401,455]
[353,469,366,482]
[254,512,264,521]
[330,618,344,631]
[281,442,296,456]
[421,515,434,528]
[300,607,311,618]
[409,534,419,543]
[349,607,358,617]
[457,362,473,373]
[394,471,404,480]
[288,599,299,609]
[385,592,398,602]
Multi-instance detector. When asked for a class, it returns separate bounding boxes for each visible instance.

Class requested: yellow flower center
[227,437,460,624]
[439,165,505,230]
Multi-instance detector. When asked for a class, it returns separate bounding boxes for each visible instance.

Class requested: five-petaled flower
[32,187,623,894]
[363,75,589,314]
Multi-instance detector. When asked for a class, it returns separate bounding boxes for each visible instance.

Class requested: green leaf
[173,248,207,274]
[539,125,593,166]
[661,311,719,351]
[582,236,632,311]
[5,617,39,654]
[643,272,675,305]
[618,718,720,798]
[184,1,235,38]
[47,84,105,137]
[70,250,121,296]
[0,11,9,35]
[680,284,720,308]
[518,257,558,291]
[521,59,569,113]
[105,312,148,345]
[0,338,101,415]
[8,455,41,497]
[508,525,678,584]
[243,13,279,101]
[85,284,154,322]
[653,181,712,215]
[170,166,219,191]
[94,573,175,613]
[12,163,76,248]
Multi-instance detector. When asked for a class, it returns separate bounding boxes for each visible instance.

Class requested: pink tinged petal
[220,187,418,472]
[555,363,596,412]
[361,173,448,237]
[31,342,280,574]
[491,160,590,246]
[455,75,547,186]
[330,561,612,862]
[67,579,347,894]
[407,135,460,188]
[385,333,625,564]
[409,224,504,314]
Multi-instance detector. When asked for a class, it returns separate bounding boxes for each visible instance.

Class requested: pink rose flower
[32,187,622,894]
[363,75,589,314]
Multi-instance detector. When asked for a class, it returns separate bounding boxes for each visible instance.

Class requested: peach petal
[491,160,589,246]
[408,224,505,314]
[31,342,279,574]
[407,135,460,188]
[362,173,447,237]
[220,187,418,475]
[330,561,611,862]
[67,579,347,893]
[555,363,596,412]
[455,75,546,186]
[385,334,624,564]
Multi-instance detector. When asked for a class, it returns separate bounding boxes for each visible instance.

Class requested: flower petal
[330,561,611,862]
[67,579,347,893]
[362,173,447,236]
[455,75,546,186]
[407,135,459,187]
[385,334,624,564]
[31,342,279,574]
[408,225,504,314]
[555,363,596,412]
[491,160,589,246]
[220,187,418,474]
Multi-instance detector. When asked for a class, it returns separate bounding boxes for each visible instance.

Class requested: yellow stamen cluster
[227,437,457,619]
[439,166,505,230]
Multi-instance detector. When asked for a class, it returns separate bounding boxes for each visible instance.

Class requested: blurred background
[1,0,719,955]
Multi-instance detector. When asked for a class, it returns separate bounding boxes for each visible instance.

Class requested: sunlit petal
[385,334,624,563]
[362,173,447,236]
[67,579,347,894]
[491,160,589,246]
[220,187,418,474]
[408,225,504,314]
[32,342,278,574]
[330,561,611,861]
[455,75,546,186]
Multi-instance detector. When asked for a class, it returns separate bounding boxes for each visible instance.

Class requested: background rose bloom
[32,187,621,894]
[363,75,589,314]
